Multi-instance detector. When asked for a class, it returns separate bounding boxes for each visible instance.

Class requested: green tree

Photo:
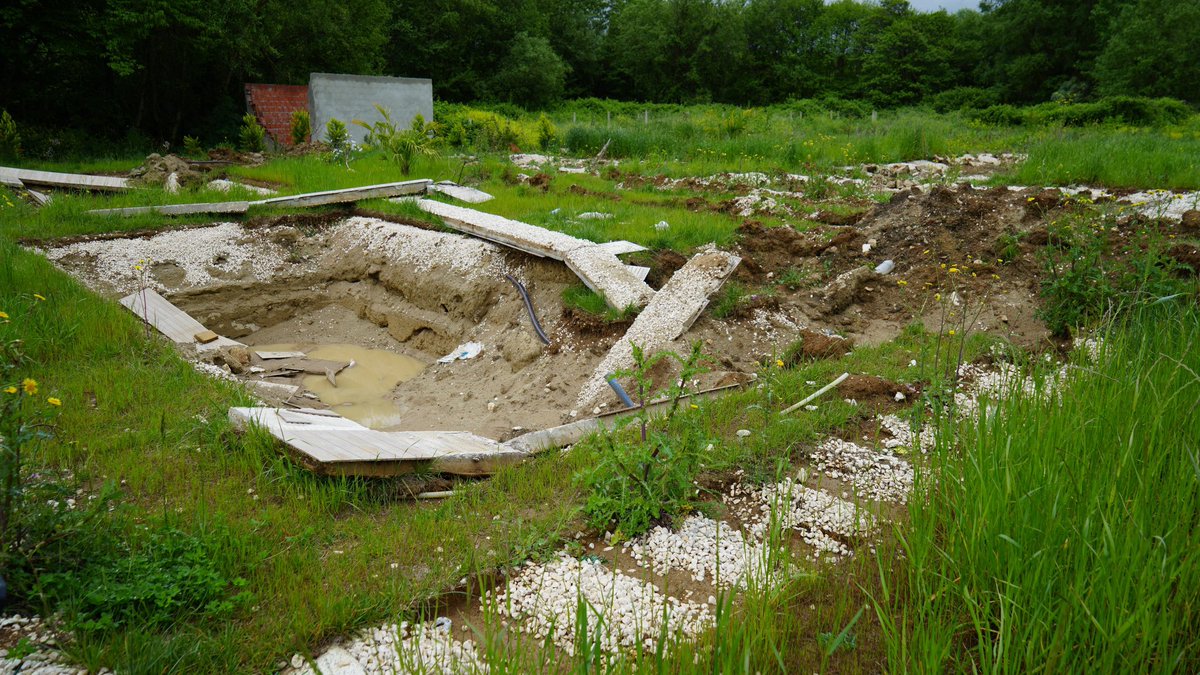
[1093,0,1200,104]
[743,0,827,103]
[489,33,569,109]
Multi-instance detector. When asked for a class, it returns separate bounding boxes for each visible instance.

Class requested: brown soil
[528,172,552,191]
[784,329,854,364]
[1168,243,1200,274]
[568,184,620,201]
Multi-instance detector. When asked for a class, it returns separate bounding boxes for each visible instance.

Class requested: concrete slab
[0,166,130,191]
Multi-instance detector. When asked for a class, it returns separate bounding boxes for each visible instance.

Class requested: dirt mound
[644,249,687,288]
[1168,243,1200,274]
[735,221,823,281]
[838,375,914,410]
[129,153,204,189]
[783,330,853,364]
[568,184,620,201]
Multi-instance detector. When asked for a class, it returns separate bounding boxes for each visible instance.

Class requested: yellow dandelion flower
[897,280,908,286]
[940,263,946,269]
[935,293,941,301]
[33,293,45,301]
[775,359,784,368]
[3,386,16,394]
[689,404,699,410]
[0,310,8,320]
[948,330,956,336]
[948,267,959,274]
[47,397,61,406]
[22,378,37,395]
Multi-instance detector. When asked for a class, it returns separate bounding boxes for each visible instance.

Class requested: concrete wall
[308,73,434,144]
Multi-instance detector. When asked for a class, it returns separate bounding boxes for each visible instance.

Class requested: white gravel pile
[628,515,776,588]
[42,223,287,293]
[1119,190,1200,221]
[331,216,503,279]
[487,554,714,656]
[286,620,485,675]
[726,479,876,560]
[0,615,101,675]
[206,178,277,196]
[811,438,914,503]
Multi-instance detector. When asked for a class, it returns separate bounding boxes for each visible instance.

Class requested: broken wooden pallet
[228,407,527,476]
[575,249,741,408]
[119,288,243,352]
[417,199,655,310]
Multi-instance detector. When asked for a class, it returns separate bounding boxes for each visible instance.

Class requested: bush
[324,118,352,165]
[928,87,1000,113]
[238,113,265,152]
[576,343,712,539]
[354,106,438,174]
[0,110,21,160]
[289,109,311,146]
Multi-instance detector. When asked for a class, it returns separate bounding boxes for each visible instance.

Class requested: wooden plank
[429,181,494,204]
[119,288,243,352]
[253,179,431,209]
[87,201,250,218]
[0,166,130,191]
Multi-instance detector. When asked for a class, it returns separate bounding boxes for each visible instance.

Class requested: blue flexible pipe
[606,375,636,408]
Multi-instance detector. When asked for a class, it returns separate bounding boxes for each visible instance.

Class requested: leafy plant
[0,110,20,161]
[289,109,311,146]
[1,297,63,556]
[238,113,265,153]
[710,282,748,319]
[576,342,712,538]
[354,105,438,174]
[324,118,353,166]
[182,135,203,158]
[536,113,558,150]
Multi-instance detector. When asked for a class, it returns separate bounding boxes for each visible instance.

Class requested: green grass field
[1,104,1198,672]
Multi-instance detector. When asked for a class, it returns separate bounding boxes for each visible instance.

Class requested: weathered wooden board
[0,166,130,191]
[228,406,526,476]
[253,179,431,209]
[255,351,306,360]
[119,288,243,352]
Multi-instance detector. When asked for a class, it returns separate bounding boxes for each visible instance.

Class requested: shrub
[536,113,558,150]
[354,106,438,174]
[289,109,311,146]
[324,118,352,165]
[576,343,712,538]
[0,110,21,161]
[182,135,204,158]
[928,87,1000,113]
[238,113,265,152]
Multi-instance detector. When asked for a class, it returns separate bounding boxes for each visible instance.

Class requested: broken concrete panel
[308,73,433,145]
[0,166,131,191]
[88,201,251,218]
[253,180,430,208]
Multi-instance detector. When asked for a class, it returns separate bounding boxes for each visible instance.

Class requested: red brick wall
[244,84,310,145]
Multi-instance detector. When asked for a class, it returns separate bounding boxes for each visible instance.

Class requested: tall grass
[880,307,1200,671]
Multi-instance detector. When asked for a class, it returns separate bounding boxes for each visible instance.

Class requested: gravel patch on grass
[487,554,714,656]
[811,438,914,504]
[628,515,777,589]
[726,479,877,561]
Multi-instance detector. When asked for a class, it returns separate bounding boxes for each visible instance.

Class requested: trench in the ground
[167,263,560,434]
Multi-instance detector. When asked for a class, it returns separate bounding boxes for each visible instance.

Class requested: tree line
[0,0,1195,144]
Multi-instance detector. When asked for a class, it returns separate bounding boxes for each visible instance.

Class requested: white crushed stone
[207,178,277,196]
[292,620,487,675]
[330,216,503,280]
[627,515,778,589]
[576,249,740,408]
[487,554,713,656]
[0,615,99,675]
[811,438,914,503]
[1118,190,1200,221]
[726,479,876,561]
[42,222,288,293]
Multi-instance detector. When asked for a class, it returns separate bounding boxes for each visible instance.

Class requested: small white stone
[736,429,751,438]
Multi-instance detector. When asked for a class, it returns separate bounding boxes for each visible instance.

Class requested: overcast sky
[907,0,981,11]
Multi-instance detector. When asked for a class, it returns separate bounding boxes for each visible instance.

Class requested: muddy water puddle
[254,343,425,428]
